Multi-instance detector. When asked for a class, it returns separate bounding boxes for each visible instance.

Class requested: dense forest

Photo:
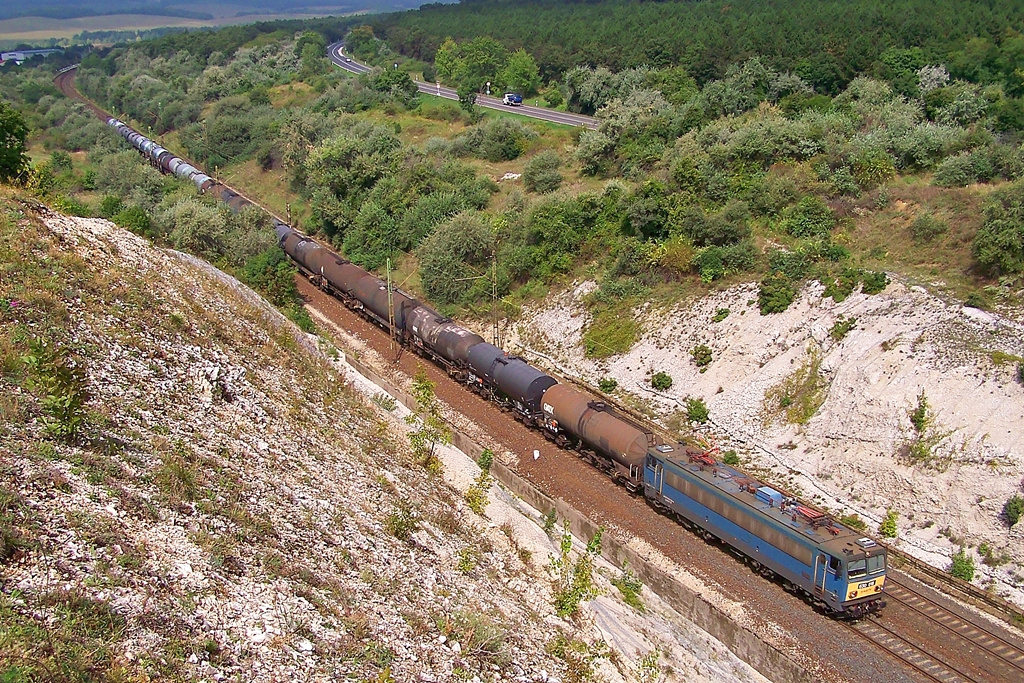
[3,1,1024,359]
[374,0,1024,95]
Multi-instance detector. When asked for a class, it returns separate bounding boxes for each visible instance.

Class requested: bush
[721,450,740,466]
[21,339,91,442]
[933,151,993,187]
[780,196,836,238]
[691,344,713,371]
[758,272,796,314]
[98,194,125,219]
[385,501,418,541]
[651,372,673,391]
[598,377,618,393]
[910,214,948,243]
[829,315,857,341]
[973,180,1024,276]
[712,308,730,323]
[685,397,709,424]
[879,509,898,538]
[611,564,644,612]
[544,88,564,108]
[523,150,562,193]
[417,213,494,305]
[1003,494,1024,527]
[860,271,889,294]
[950,546,975,582]
[840,513,868,531]
[909,390,930,433]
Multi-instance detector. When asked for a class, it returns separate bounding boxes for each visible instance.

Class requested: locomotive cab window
[847,558,867,578]
[827,556,841,575]
[867,555,885,575]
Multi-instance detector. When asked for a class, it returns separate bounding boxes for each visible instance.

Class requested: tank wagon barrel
[100,111,887,620]
[540,383,652,490]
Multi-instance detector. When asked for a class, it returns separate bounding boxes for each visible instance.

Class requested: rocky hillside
[509,274,1024,608]
[0,198,766,683]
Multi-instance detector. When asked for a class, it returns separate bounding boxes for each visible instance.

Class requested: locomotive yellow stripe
[846,575,885,601]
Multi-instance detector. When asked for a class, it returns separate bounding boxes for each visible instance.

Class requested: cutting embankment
[0,197,772,683]
[512,275,1024,606]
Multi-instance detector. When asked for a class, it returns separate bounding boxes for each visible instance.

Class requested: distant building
[0,49,63,66]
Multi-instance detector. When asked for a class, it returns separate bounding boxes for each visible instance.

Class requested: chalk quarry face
[508,277,1024,607]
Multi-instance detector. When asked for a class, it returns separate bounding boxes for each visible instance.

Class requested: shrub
[1018,362,1024,385]
[879,509,898,538]
[780,196,836,238]
[829,315,857,341]
[712,308,730,323]
[691,344,713,371]
[840,513,868,531]
[758,272,796,314]
[964,292,988,310]
[651,372,673,391]
[465,470,492,514]
[909,391,930,433]
[685,397,709,424]
[112,206,152,237]
[910,214,948,242]
[523,150,563,193]
[611,563,644,612]
[860,271,889,294]
[550,523,603,618]
[544,88,564,108]
[21,339,90,443]
[385,501,418,541]
[950,546,976,582]
[721,450,740,466]
[98,194,125,219]
[973,180,1024,276]
[598,377,618,393]
[478,448,494,472]
[1003,494,1024,527]
[933,151,993,187]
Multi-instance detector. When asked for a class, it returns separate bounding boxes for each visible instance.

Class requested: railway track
[886,576,1024,681]
[851,617,969,683]
[849,573,1024,682]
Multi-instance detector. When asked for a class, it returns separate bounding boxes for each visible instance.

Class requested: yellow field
[0,10,344,44]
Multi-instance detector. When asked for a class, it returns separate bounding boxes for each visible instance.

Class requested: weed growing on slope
[762,346,827,425]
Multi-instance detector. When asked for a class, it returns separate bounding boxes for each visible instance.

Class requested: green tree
[550,522,603,618]
[456,83,478,117]
[434,37,462,83]
[405,368,451,472]
[417,212,493,305]
[0,100,29,183]
[455,36,508,90]
[346,25,377,60]
[499,48,541,95]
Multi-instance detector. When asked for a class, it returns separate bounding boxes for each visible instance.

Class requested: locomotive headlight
[849,590,858,599]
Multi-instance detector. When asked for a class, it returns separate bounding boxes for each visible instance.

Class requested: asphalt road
[326,41,599,130]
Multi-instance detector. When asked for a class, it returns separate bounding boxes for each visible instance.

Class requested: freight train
[105,116,887,618]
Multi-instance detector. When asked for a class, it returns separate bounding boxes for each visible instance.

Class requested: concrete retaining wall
[343,352,813,683]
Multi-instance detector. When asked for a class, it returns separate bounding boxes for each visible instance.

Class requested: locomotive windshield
[847,554,886,579]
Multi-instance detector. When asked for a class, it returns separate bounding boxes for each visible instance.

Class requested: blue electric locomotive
[645,444,886,617]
